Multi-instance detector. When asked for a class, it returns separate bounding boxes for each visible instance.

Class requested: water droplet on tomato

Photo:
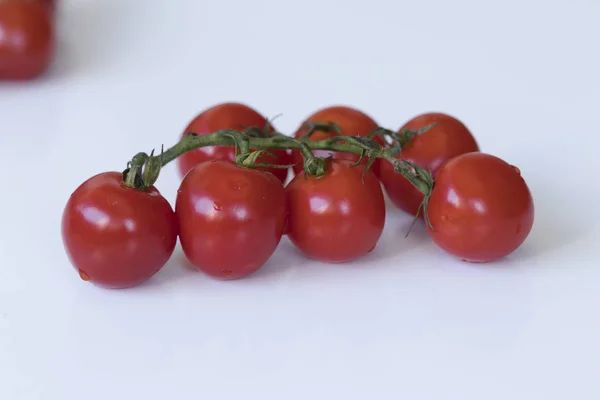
[441,215,448,222]
[512,165,521,175]
[213,202,222,211]
[222,269,233,276]
[78,269,90,281]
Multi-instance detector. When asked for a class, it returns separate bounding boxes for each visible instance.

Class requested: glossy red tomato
[62,172,178,289]
[426,152,534,263]
[290,106,382,177]
[177,102,291,184]
[380,112,479,217]
[176,160,286,279]
[0,1,55,80]
[286,159,386,262]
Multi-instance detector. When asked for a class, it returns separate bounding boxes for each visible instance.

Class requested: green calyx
[122,148,164,191]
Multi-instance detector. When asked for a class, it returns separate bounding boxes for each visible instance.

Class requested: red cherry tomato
[290,106,382,177]
[176,160,286,279]
[426,152,534,263]
[0,1,55,80]
[286,159,386,262]
[33,0,56,14]
[380,112,479,217]
[62,172,178,289]
[176,102,291,184]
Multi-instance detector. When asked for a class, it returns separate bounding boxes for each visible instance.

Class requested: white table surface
[1,0,599,399]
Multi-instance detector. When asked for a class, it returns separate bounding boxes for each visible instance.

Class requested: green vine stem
[160,130,370,165]
[298,142,326,177]
[122,126,436,226]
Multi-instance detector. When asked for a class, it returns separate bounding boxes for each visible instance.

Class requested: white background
[1,0,599,399]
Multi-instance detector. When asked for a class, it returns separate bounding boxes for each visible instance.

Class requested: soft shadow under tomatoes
[289,105,382,177]
[176,102,291,184]
[380,112,479,217]
[61,172,178,289]
[426,152,534,263]
[285,159,386,263]
[176,160,287,280]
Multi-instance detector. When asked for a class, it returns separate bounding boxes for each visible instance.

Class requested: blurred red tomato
[0,0,55,80]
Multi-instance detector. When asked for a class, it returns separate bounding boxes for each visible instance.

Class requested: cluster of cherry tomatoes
[61,102,535,289]
[0,0,56,80]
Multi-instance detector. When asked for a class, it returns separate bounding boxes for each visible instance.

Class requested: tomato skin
[35,0,57,15]
[176,160,286,279]
[426,152,534,263]
[286,159,386,262]
[0,1,55,80]
[176,102,291,184]
[290,106,382,177]
[380,112,479,217]
[43,0,56,10]
[61,172,178,289]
